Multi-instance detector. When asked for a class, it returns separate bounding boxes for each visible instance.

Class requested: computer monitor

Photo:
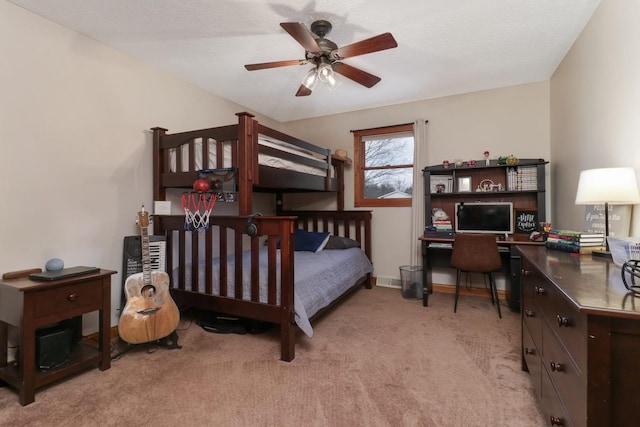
[454,202,514,235]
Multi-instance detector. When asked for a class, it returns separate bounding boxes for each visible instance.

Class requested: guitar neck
[141,226,151,285]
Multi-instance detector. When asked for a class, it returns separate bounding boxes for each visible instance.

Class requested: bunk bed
[150,112,373,361]
[152,111,348,215]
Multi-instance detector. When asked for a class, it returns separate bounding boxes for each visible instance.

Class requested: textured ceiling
[9,0,601,122]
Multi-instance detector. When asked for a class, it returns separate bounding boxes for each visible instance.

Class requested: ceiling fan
[244,20,398,96]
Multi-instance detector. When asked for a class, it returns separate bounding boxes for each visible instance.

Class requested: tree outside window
[353,123,414,207]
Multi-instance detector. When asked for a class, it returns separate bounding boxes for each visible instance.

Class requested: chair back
[450,233,502,273]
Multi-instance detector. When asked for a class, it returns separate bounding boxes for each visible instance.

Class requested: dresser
[518,246,640,426]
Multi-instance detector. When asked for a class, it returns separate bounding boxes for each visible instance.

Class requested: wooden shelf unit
[423,158,548,237]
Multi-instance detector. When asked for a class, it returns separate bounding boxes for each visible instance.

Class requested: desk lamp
[575,167,640,258]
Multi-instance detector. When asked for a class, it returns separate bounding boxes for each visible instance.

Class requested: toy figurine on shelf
[506,154,519,165]
[483,150,490,166]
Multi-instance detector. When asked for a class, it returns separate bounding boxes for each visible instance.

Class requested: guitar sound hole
[141,284,156,298]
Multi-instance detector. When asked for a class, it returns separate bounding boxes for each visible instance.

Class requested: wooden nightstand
[0,269,115,405]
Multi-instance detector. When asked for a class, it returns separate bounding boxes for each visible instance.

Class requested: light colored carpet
[0,287,545,426]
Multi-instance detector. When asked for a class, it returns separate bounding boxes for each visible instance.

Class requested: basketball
[193,178,210,192]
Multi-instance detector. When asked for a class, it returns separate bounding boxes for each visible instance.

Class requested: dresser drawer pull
[525,309,535,317]
[522,269,530,276]
[534,286,545,295]
[550,361,564,372]
[524,347,536,355]
[549,415,564,426]
[556,315,569,327]
[67,293,78,302]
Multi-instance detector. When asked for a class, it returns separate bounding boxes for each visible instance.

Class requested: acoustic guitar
[118,207,180,344]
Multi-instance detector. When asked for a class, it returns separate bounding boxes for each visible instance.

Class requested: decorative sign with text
[515,210,538,233]
[583,205,631,237]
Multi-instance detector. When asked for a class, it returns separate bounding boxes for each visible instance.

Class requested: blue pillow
[293,229,331,252]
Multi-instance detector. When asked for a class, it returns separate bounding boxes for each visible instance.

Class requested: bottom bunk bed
[154,210,373,361]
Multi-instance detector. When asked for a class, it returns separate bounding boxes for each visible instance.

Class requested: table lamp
[575,167,640,258]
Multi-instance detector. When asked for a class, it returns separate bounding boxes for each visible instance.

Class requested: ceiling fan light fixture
[317,59,334,83]
[326,73,339,91]
[245,21,397,96]
[301,67,318,90]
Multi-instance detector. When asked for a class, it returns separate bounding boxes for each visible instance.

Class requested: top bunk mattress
[169,136,332,177]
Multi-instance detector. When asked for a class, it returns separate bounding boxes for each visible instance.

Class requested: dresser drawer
[538,282,587,370]
[543,325,586,427]
[523,323,542,397]
[33,280,103,319]
[523,295,542,346]
[541,367,574,427]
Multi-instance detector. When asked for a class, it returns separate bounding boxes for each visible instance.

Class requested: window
[353,123,414,207]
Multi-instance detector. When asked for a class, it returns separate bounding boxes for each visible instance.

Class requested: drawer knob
[534,286,545,295]
[556,315,569,327]
[550,361,564,372]
[67,293,78,302]
[524,347,535,355]
[549,415,564,426]
[525,309,535,318]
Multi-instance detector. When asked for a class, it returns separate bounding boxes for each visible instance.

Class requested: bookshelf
[423,158,548,237]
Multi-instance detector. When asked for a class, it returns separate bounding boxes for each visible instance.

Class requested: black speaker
[36,326,73,370]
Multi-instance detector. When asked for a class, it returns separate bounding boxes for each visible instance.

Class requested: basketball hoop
[181,192,216,231]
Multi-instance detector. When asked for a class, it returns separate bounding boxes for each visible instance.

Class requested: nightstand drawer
[33,280,102,319]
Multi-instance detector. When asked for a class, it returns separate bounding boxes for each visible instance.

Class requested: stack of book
[507,166,538,191]
[545,229,605,254]
[432,218,452,232]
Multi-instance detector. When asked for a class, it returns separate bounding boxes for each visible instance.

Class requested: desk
[0,269,115,405]
[419,236,542,311]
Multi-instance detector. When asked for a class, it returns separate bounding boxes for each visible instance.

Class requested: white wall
[283,82,551,283]
[551,0,640,234]
[0,2,280,331]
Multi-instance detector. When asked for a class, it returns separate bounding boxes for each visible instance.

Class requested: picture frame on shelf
[430,176,453,194]
[457,176,472,192]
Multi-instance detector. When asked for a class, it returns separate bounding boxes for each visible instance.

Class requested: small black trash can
[399,265,423,299]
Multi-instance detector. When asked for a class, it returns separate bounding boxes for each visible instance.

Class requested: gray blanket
[177,247,373,337]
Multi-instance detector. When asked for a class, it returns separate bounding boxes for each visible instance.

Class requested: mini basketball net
[181,186,216,232]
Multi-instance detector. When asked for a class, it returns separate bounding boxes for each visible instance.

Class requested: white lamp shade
[575,167,640,205]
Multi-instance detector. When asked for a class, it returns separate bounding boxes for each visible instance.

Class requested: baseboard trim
[432,283,507,300]
[372,276,506,300]
[83,326,119,344]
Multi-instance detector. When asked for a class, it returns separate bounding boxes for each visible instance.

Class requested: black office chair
[450,233,502,318]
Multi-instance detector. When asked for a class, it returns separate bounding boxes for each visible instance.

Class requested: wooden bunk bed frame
[152,111,347,215]
[150,112,372,361]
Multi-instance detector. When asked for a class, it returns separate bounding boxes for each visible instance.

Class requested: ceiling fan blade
[295,85,313,97]
[334,33,398,59]
[245,59,306,71]
[280,22,321,52]
[332,62,381,88]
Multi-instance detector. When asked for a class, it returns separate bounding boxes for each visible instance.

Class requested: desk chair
[450,233,502,318]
